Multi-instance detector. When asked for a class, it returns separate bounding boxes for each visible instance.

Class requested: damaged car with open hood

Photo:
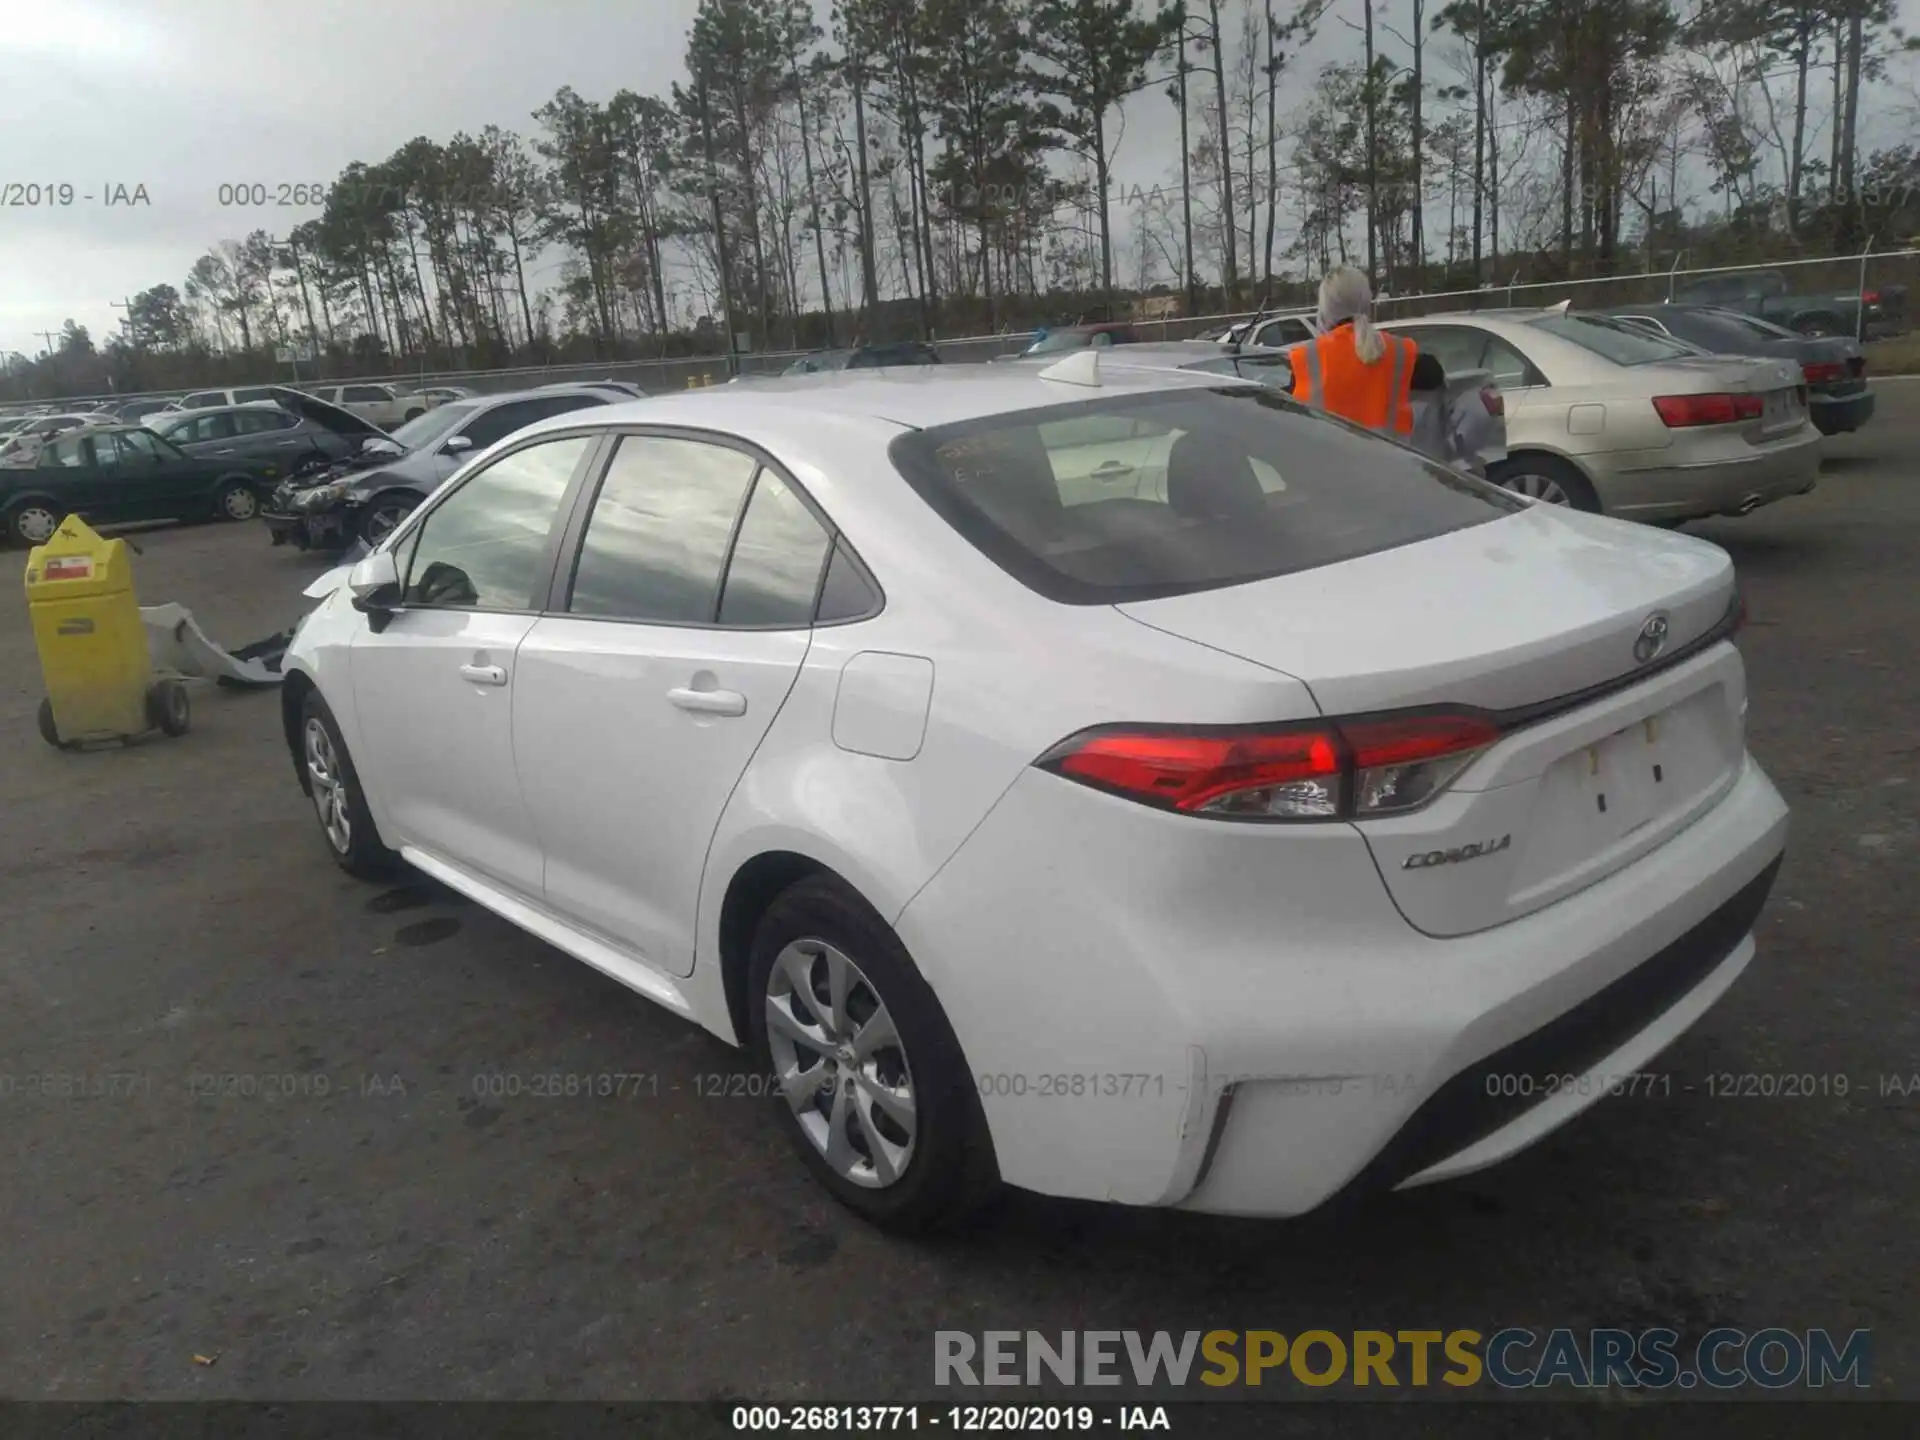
[261,385,615,548]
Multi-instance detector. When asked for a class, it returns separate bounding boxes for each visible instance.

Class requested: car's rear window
[888,387,1526,604]
[1530,314,1699,365]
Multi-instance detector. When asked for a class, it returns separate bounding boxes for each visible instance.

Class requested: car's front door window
[401,435,592,611]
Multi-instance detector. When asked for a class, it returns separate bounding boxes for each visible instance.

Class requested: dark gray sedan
[1599,303,1874,435]
[147,389,389,484]
[261,385,614,548]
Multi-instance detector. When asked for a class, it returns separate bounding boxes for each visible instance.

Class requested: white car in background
[281,360,1787,1232]
[0,411,118,467]
[1380,310,1821,522]
[300,382,426,428]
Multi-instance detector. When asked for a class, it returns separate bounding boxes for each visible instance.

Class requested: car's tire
[359,493,419,546]
[297,689,401,880]
[37,697,67,748]
[1791,312,1843,338]
[403,408,425,422]
[214,479,259,522]
[146,679,190,737]
[8,499,61,547]
[748,875,1000,1234]
[1488,453,1601,512]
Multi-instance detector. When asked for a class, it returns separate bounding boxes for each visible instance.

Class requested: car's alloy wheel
[304,716,353,855]
[1501,468,1573,505]
[12,505,57,545]
[297,691,400,879]
[219,484,258,520]
[363,500,413,545]
[765,939,917,1188]
[748,877,999,1232]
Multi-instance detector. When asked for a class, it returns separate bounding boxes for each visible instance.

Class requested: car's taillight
[1479,386,1504,416]
[1037,711,1501,822]
[1801,360,1844,384]
[1343,713,1504,815]
[1863,290,1881,305]
[1652,392,1763,427]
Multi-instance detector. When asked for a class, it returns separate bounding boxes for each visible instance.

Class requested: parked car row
[0,294,1878,547]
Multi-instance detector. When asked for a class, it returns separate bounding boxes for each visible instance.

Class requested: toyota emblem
[1633,612,1671,665]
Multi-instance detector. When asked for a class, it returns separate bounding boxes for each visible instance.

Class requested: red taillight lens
[1480,386,1504,416]
[1343,713,1504,815]
[1863,290,1881,304]
[1046,728,1343,817]
[1652,392,1763,427]
[1039,712,1500,821]
[1801,361,1844,384]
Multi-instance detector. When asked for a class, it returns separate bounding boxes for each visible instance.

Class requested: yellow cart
[25,515,190,748]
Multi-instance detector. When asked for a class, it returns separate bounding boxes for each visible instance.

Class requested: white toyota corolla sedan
[280,356,1788,1232]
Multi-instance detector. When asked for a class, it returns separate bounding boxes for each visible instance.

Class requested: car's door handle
[459,663,508,687]
[1093,461,1130,473]
[667,686,747,716]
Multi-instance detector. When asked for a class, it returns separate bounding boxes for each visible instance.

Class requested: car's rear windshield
[1530,314,1700,365]
[888,387,1526,604]
[1700,307,1797,341]
[1653,309,1777,351]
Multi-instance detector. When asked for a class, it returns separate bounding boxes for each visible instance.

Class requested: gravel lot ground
[1,402,1915,1418]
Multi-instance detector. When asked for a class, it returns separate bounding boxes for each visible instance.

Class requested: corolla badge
[1633,612,1670,665]
[1403,835,1511,870]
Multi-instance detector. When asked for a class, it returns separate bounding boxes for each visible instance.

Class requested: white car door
[513,434,828,977]
[348,432,599,897]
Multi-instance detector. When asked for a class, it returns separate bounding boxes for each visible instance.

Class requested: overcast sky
[1,0,1913,359]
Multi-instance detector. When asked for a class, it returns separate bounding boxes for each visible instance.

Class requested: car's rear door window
[890,388,1525,604]
[715,470,834,627]
[564,435,758,624]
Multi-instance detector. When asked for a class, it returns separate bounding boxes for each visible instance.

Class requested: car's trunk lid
[1117,507,1747,935]
[1645,354,1808,443]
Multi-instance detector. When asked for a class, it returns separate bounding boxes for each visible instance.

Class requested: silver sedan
[1379,309,1820,522]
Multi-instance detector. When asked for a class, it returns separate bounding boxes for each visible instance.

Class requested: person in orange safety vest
[1289,266,1418,437]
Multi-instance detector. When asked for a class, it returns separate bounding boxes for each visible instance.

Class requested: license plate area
[1508,686,1741,906]
[1583,715,1676,842]
[1762,388,1801,431]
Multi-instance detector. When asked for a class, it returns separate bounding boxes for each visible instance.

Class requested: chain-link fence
[26,247,1914,410]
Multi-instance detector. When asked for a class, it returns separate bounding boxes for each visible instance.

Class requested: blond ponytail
[1350,313,1386,364]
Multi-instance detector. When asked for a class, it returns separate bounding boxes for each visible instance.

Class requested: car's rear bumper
[1812,390,1875,434]
[1595,429,1822,521]
[895,753,1788,1216]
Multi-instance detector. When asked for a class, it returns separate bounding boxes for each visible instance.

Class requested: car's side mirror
[347,549,402,632]
[441,434,473,455]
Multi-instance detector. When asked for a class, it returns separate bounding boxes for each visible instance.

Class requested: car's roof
[540,361,1228,435]
[156,401,286,419]
[1382,309,1552,332]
